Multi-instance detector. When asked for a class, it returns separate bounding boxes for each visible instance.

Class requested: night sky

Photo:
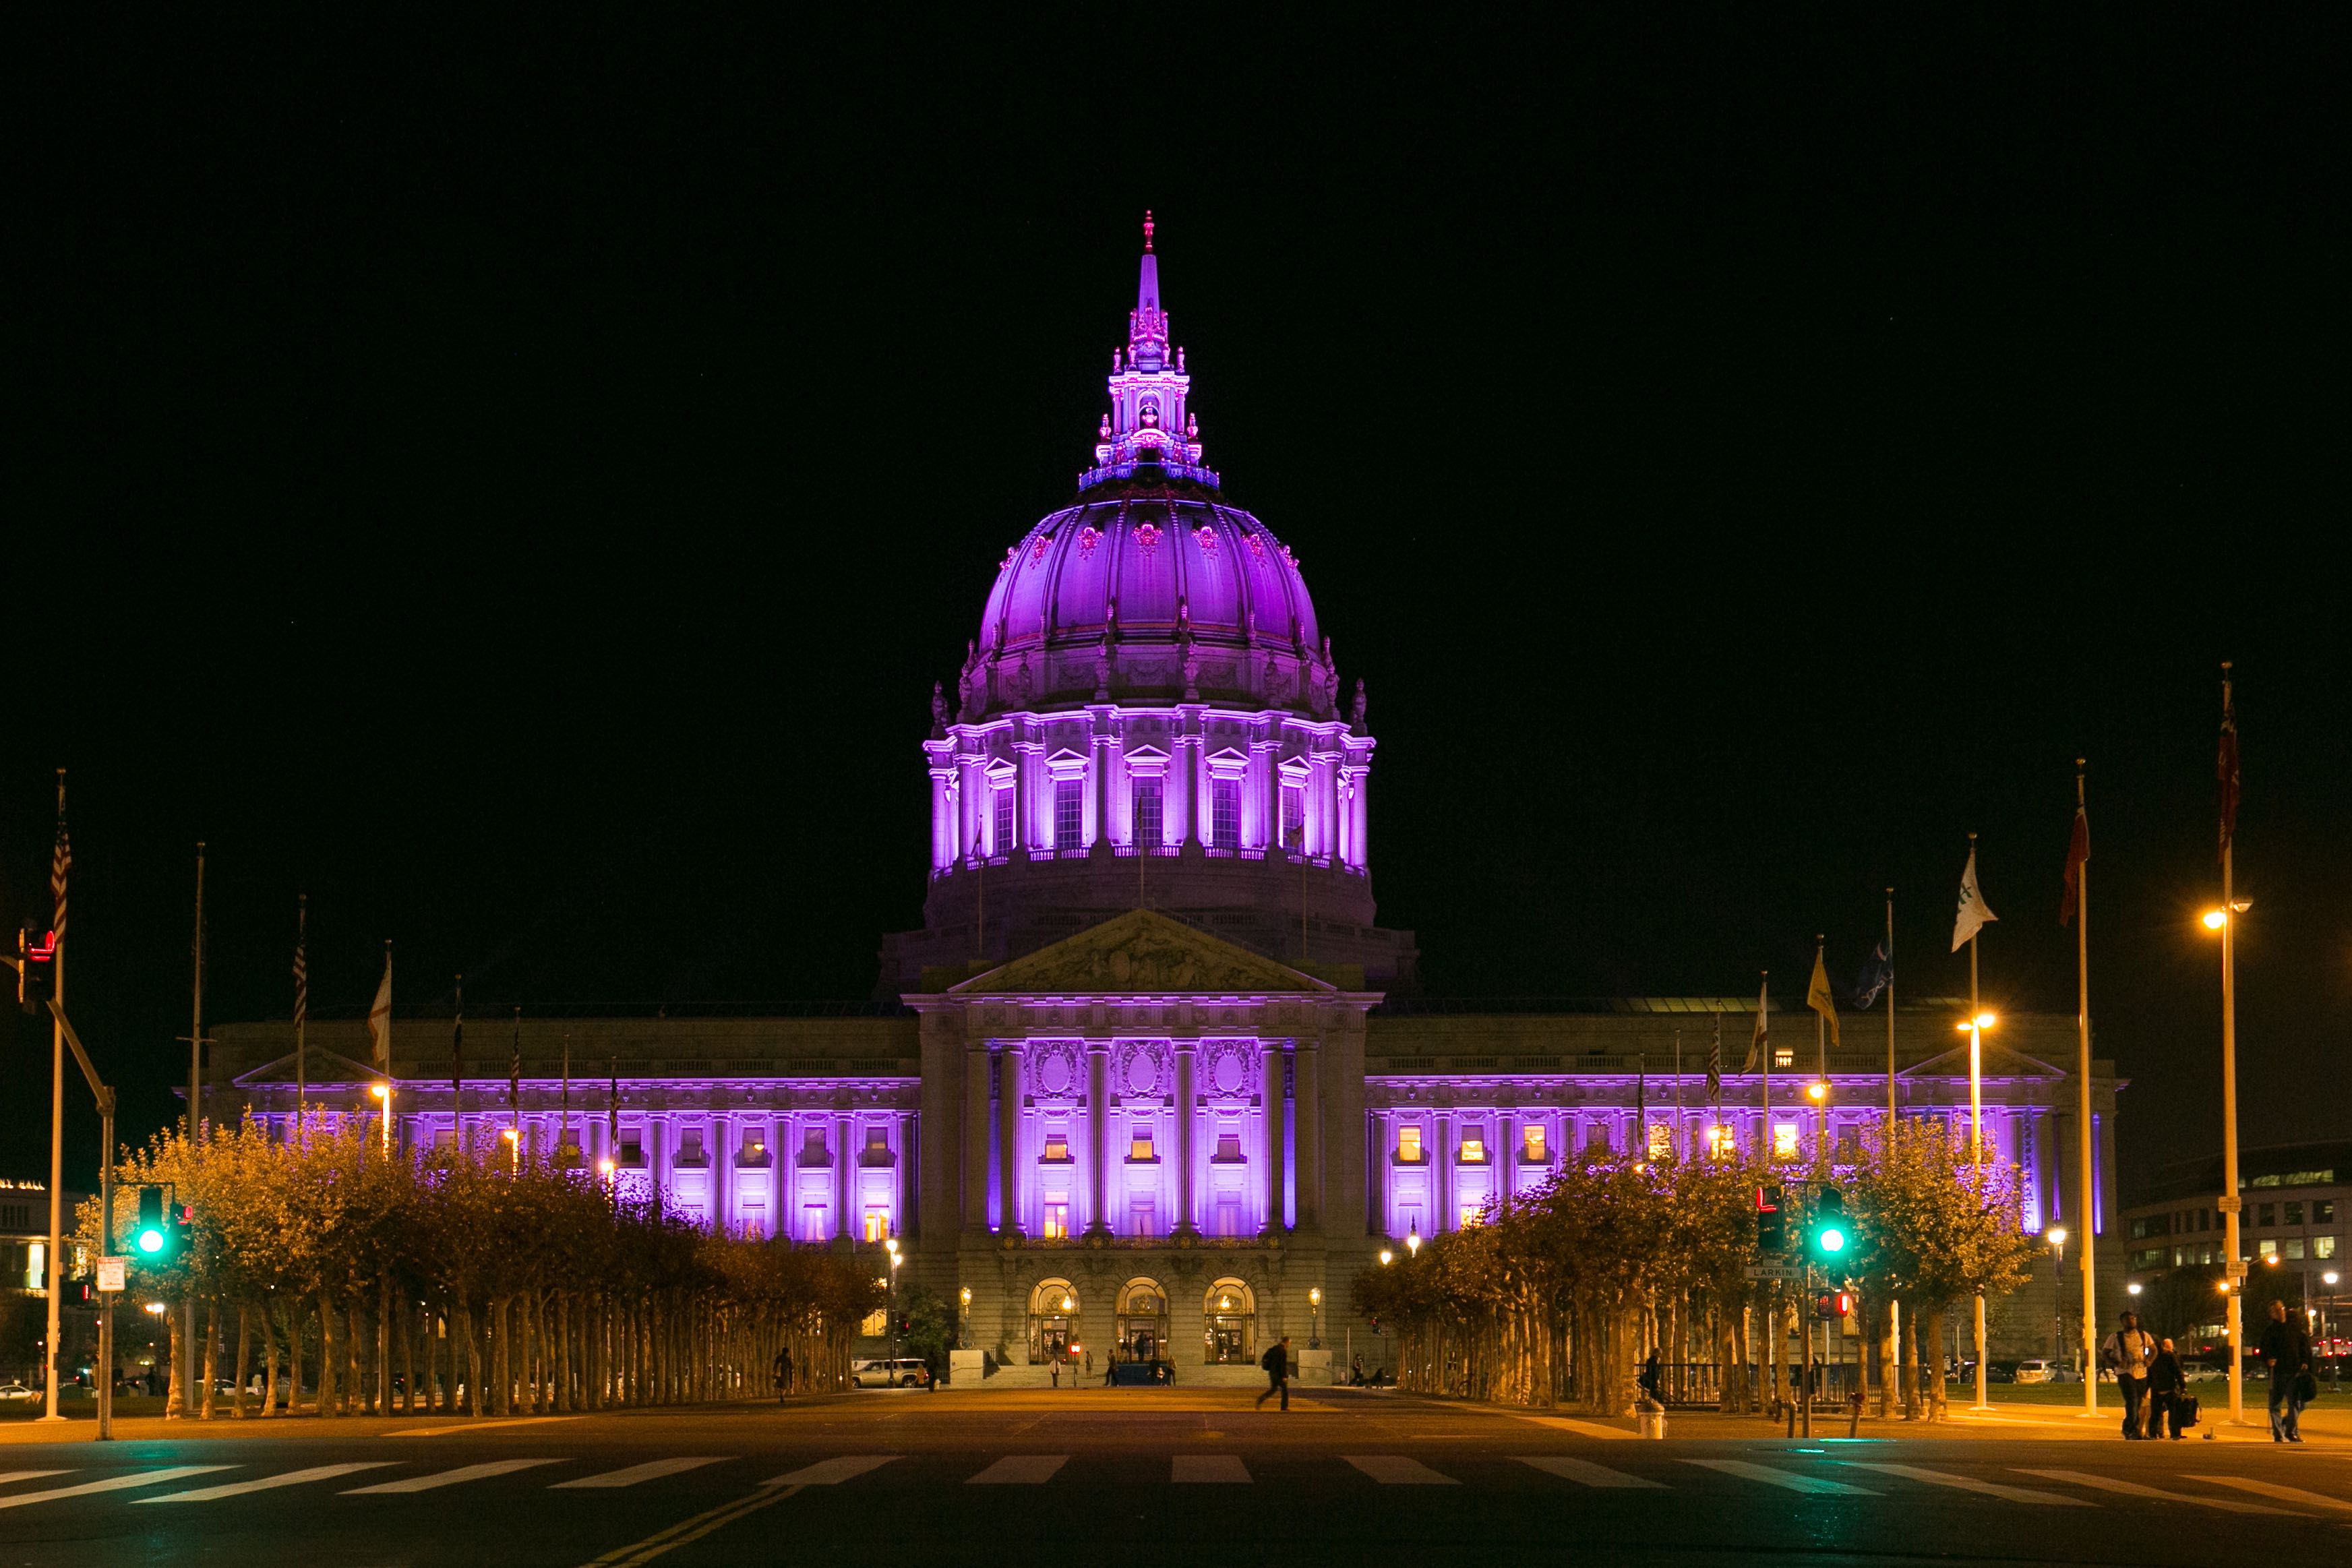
[10,22,2347,1199]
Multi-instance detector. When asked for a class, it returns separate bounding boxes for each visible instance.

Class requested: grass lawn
[1976,1377,2351,1409]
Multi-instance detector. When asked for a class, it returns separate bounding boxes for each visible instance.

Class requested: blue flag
[1853,939,1893,1010]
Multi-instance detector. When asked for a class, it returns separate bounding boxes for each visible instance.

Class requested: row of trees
[1353,1121,2041,1416]
[75,1119,884,1418]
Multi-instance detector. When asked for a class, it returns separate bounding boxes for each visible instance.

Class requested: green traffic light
[135,1228,165,1255]
[1817,1225,1847,1255]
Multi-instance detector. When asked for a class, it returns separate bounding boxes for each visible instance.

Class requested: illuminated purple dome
[954,217,1335,723]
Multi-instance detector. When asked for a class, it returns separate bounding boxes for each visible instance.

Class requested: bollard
[1638,1397,1667,1439]
[1847,1390,1863,1439]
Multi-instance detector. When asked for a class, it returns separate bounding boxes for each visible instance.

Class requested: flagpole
[40,772,67,1426]
[2074,762,2099,1416]
[452,974,464,1151]
[1814,934,1828,1164]
[1968,833,1989,1414]
[184,842,207,1417]
[294,895,308,1139]
[2218,664,2244,1428]
[1760,971,1770,1164]
[1884,888,1896,1129]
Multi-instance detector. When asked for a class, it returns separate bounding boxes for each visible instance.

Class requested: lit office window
[1042,1203,1069,1240]
[1522,1125,1547,1162]
[1129,1126,1156,1161]
[1459,1133,1487,1164]
[1772,1123,1799,1161]
[1397,1126,1423,1163]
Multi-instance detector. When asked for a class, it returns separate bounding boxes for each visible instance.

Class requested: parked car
[2177,1358,2226,1382]
[0,1383,38,1403]
[2014,1360,2059,1384]
[850,1358,931,1389]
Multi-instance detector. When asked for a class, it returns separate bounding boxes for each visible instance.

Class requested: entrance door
[1209,1316,1253,1363]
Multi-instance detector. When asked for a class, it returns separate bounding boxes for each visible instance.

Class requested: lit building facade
[208,225,2127,1373]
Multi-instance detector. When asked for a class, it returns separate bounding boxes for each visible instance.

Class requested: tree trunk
[378,1277,394,1416]
[316,1294,340,1416]
[232,1304,252,1418]
[163,1306,185,1419]
[200,1301,220,1420]
[396,1292,413,1414]
[347,1299,368,1415]
[284,1298,304,1416]
[260,1306,280,1417]
[1921,1306,1946,1420]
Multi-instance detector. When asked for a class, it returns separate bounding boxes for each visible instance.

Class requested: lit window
[803,1205,827,1243]
[860,1308,888,1337]
[1773,1048,1795,1070]
[2283,1238,2306,1259]
[1129,1126,1156,1161]
[1707,1125,1737,1160]
[2257,1238,2277,1258]
[1460,1134,1486,1164]
[1210,778,1240,849]
[1280,783,1304,850]
[2317,1201,2336,1224]
[1213,1133,1243,1162]
[863,1209,888,1243]
[1522,1125,1547,1162]
[992,784,1015,853]
[1133,776,1163,848]
[1459,1203,1484,1228]
[866,1126,888,1155]
[1772,1123,1799,1161]
[1054,779,1085,850]
[1042,1203,1069,1240]
[1042,1132,1071,1162]
[1646,1122,1673,1161]
[1397,1126,1423,1163]
[2316,1236,2337,1259]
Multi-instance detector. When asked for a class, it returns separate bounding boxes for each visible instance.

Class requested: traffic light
[17,921,57,1017]
[1756,1184,1786,1251]
[1807,1184,1850,1261]
[1369,1315,1382,1335]
[133,1186,175,1259]
[173,1201,193,1257]
[1813,1289,1856,1322]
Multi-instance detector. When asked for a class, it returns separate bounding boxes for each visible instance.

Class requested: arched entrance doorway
[1116,1278,1168,1364]
[1204,1278,1256,1364]
[1027,1279,1079,1365]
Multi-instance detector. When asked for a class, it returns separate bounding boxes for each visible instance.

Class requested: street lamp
[2127,1281,2142,1298]
[1954,1009,1996,1412]
[2200,897,2251,1426]
[1308,1286,1323,1350]
[2047,1228,2069,1372]
[1406,1224,1421,1260]
[1378,1248,1393,1267]
[884,1238,902,1364]
[958,1284,972,1350]
[369,1082,392,1154]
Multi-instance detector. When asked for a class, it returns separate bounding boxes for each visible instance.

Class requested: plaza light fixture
[143,1302,166,1316]
[1954,1012,1997,1033]
[1309,1288,1322,1306]
[1061,1295,1075,1313]
[960,1286,972,1305]
[2127,1282,2142,1297]
[1378,1248,1393,1266]
[1406,1224,1421,1259]
[2326,1272,2342,1288]
[2202,910,2226,930]
[2049,1227,2068,1249]
[1806,1081,1828,1104]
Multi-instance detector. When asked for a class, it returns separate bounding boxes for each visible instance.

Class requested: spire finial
[1142,210,1154,251]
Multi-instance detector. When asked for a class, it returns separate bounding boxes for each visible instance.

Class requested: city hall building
[210,229,2125,1376]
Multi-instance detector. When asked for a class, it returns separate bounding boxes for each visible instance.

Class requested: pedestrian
[1103,1352,1117,1387]
[1350,1353,1364,1387]
[1254,1335,1292,1412]
[1050,1358,1060,1389]
[2145,1337,2188,1441]
[2097,1310,2156,1439]
[1639,1348,1664,1404]
[1084,1348,1093,1379]
[2258,1298,2314,1443]
[773,1344,793,1404]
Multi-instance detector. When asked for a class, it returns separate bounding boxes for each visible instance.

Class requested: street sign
[2225,1259,2248,1281]
[96,1257,125,1293]
[1745,1265,1805,1281]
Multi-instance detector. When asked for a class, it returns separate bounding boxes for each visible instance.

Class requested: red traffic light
[1836,1291,1854,1317]
[1755,1185,1781,1213]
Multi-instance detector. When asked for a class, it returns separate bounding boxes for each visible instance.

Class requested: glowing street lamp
[1308,1286,1323,1350]
[2200,895,2252,1426]
[2047,1228,2069,1371]
[369,1082,392,1153]
[1378,1248,1393,1267]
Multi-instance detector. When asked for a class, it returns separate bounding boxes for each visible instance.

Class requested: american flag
[509,1007,522,1115]
[1706,1011,1722,1103]
[2218,664,2239,861]
[451,975,464,1101]
[49,771,69,948]
[292,896,308,1029]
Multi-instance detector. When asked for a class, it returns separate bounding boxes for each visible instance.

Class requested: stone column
[1435,1111,1453,1233]
[1174,1043,1199,1234]
[1294,1042,1321,1232]
[1261,1046,1286,1233]
[1087,1044,1112,1234]
[963,1044,992,1236]
[1498,1110,1516,1204]
[998,1042,1024,1236]
[835,1113,853,1240]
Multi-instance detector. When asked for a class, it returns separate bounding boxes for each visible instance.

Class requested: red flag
[2060,806,2089,927]
[2217,669,2239,861]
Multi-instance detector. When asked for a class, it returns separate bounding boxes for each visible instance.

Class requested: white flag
[367,949,393,1071]
[1951,848,1997,951]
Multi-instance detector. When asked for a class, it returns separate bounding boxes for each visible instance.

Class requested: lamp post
[2047,1228,2069,1373]
[369,1083,392,1155]
[1956,1010,1997,1410]
[1309,1286,1323,1350]
[1406,1225,1421,1261]
[1379,1248,1393,1267]
[884,1238,902,1364]
[959,1285,971,1351]
[2202,899,2251,1425]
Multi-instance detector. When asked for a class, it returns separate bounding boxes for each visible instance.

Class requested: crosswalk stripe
[134,1464,398,1504]
[392,1416,578,1438]
[2016,1469,2302,1515]
[553,1458,726,1490]
[1345,1455,1457,1486]
[2186,1475,2352,1514]
[0,1468,233,1510]
[1843,1462,2092,1507]
[1515,1416,1639,1440]
[0,1472,70,1488]
[344,1459,562,1495]
[763,1456,898,1487]
[1685,1459,1876,1496]
[1517,1455,1664,1489]
[1172,1455,1251,1483]
[967,1456,1068,1485]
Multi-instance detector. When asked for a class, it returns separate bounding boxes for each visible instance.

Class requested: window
[803,1205,828,1243]
[1041,1128,1070,1162]
[1646,1122,1674,1161]
[2129,1247,2163,1270]
[739,1128,768,1166]
[860,1308,888,1337]
[2258,1203,2276,1227]
[2318,1201,2336,1224]
[1460,1133,1487,1164]
[1773,1048,1795,1070]
[1132,776,1163,848]
[2130,1217,2154,1241]
[1522,1125,1547,1162]
[2284,1238,2307,1259]
[677,1130,707,1167]
[1396,1126,1423,1163]
[2286,1201,2305,1225]
[865,1126,889,1158]
[1772,1123,1799,1162]
[2317,1236,2338,1259]
[1131,1197,1157,1237]
[1042,1202,1069,1240]
[2199,1209,2212,1232]
[2258,1238,2277,1258]
[1210,778,1240,849]
[1213,1196,1240,1238]
[1586,1123,1612,1154]
[1707,1124,1738,1160]
[992,783,1015,853]
[1213,1132,1244,1162]
[1054,779,1085,850]
[1459,1203,1484,1229]
[617,1140,645,1168]
[1129,1126,1157,1161]
[863,1208,889,1243]
[1280,783,1304,850]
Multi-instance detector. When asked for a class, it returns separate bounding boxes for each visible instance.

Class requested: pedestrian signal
[1756,1184,1786,1251]
[1813,1289,1856,1322]
[18,922,57,1016]
[1807,1185,1849,1260]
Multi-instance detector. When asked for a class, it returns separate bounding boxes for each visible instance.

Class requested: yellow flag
[1806,947,1840,1046]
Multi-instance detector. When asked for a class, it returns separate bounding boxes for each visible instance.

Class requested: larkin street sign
[1744,1265,1805,1281]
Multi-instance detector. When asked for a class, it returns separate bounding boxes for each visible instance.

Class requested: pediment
[952,909,1335,996]
[1901,1040,2065,1079]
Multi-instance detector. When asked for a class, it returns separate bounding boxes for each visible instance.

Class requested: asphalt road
[0,1389,2345,1567]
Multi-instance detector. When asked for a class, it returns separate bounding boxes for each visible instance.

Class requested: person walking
[1350,1353,1365,1387]
[2098,1310,2157,1439]
[1254,1335,1292,1412]
[773,1344,793,1404]
[2258,1298,2313,1443]
[1639,1348,1664,1404]
[2145,1337,2189,1441]
[1084,1348,1094,1380]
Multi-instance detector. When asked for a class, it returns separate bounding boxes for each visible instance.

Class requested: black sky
[9,18,2349,1199]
